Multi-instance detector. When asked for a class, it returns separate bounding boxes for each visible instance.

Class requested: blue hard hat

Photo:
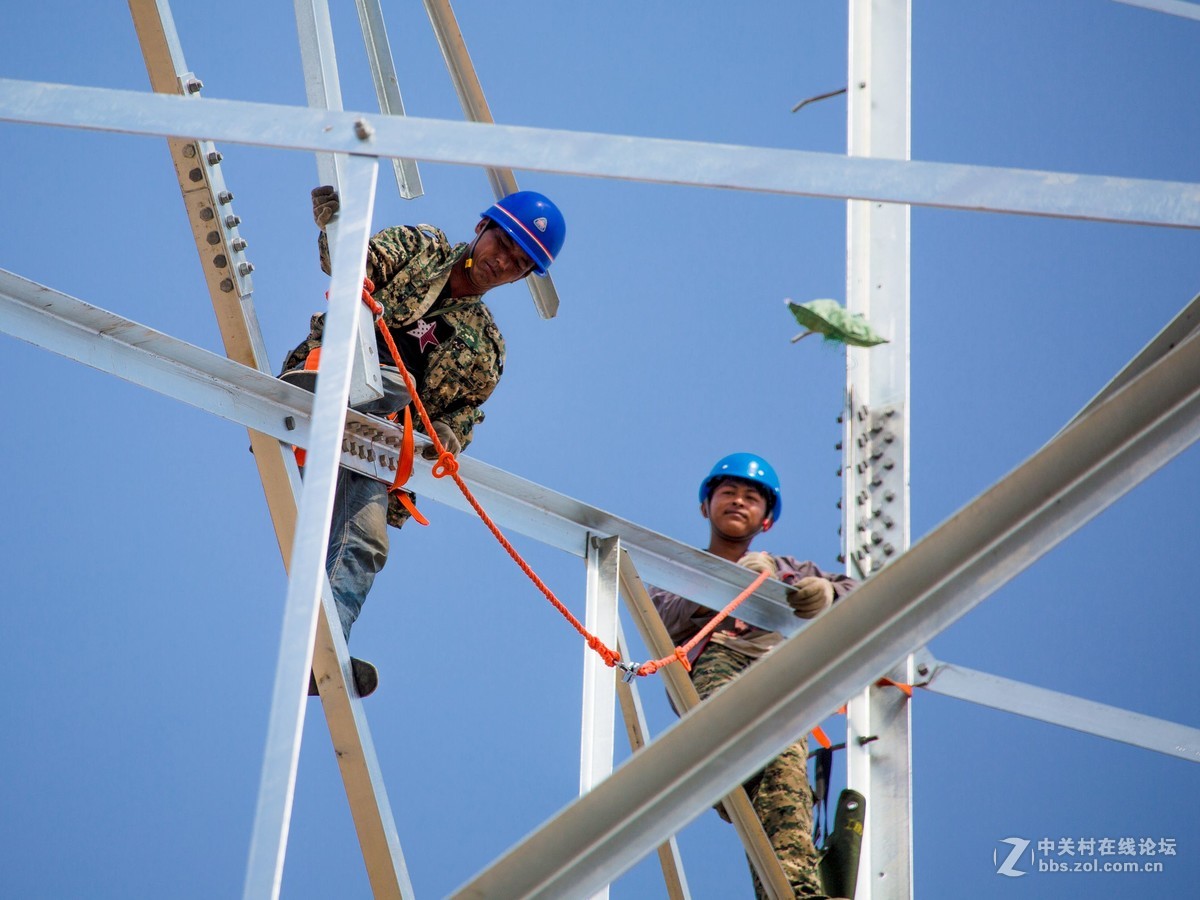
[699,453,783,523]
[481,190,565,276]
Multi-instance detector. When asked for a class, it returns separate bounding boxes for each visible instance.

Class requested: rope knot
[673,646,693,673]
[431,451,459,478]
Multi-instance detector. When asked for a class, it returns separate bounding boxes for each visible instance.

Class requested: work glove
[736,551,778,578]
[787,576,834,619]
[422,420,461,460]
[312,185,339,229]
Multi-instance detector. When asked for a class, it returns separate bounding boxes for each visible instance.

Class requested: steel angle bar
[844,2,913,897]
[1114,0,1200,21]
[580,535,620,801]
[0,268,801,637]
[293,0,384,407]
[1065,291,1200,430]
[118,10,405,892]
[614,623,691,900]
[403,460,803,634]
[912,650,1200,763]
[0,268,399,484]
[0,268,296,433]
[4,78,1200,229]
[354,0,423,199]
[579,535,620,900]
[244,155,380,900]
[128,0,260,367]
[420,0,559,317]
[450,328,1200,898]
[615,551,794,900]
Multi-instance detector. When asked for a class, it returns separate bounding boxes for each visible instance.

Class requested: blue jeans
[289,365,412,640]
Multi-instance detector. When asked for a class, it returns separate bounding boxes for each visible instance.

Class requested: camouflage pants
[691,642,826,900]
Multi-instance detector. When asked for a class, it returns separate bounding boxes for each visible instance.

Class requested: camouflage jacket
[649,555,856,664]
[283,224,506,528]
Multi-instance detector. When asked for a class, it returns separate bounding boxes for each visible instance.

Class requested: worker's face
[702,478,772,538]
[466,220,535,292]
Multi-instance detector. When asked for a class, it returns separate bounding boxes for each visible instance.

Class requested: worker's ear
[700,501,710,520]
[474,219,488,236]
[761,517,773,533]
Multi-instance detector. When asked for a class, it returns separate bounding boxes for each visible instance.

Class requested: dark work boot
[308,657,379,698]
[280,367,318,394]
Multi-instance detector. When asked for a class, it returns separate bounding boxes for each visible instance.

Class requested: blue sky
[2,1,1198,898]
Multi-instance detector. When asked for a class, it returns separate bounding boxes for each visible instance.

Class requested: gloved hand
[737,551,778,578]
[787,576,834,619]
[422,420,461,459]
[312,185,339,229]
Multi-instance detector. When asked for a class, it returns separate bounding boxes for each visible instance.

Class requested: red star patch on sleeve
[406,318,441,353]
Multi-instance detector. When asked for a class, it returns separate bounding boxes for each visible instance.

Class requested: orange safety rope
[359,280,619,667]
[357,278,767,676]
[632,569,770,676]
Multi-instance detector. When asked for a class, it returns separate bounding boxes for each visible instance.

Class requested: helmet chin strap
[462,228,486,288]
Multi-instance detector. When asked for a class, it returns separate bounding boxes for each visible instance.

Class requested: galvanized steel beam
[126,6,411,894]
[420,0,561,318]
[912,650,1200,763]
[0,269,800,635]
[844,2,913,897]
[354,0,424,199]
[243,154,384,900]
[449,321,1200,899]
[3,78,1200,228]
[1113,0,1200,21]
[293,0,385,407]
[616,552,795,900]
[614,623,692,900]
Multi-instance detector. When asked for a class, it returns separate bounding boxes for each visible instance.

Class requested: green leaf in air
[786,299,889,347]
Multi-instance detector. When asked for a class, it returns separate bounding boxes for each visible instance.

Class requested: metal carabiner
[617,661,642,684]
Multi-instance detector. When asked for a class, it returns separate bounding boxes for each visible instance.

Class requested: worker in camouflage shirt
[283,186,566,696]
[649,453,856,899]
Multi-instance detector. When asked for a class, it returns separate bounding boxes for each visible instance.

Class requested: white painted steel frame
[3,78,1200,229]
[580,535,620,801]
[353,0,424,199]
[450,319,1200,899]
[614,623,692,900]
[125,5,411,894]
[292,0,384,408]
[0,269,800,633]
[912,650,1200,763]
[844,2,913,897]
[580,535,621,900]
[1114,0,1200,21]
[9,264,1196,779]
[1068,292,1200,429]
[243,155,382,899]
[616,552,795,899]
[4,9,1197,890]
[7,269,1200,892]
[0,269,422,896]
[420,0,561,318]
[126,0,258,363]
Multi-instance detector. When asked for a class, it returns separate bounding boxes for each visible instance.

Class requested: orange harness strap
[810,725,833,750]
[388,405,429,526]
[290,346,429,525]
